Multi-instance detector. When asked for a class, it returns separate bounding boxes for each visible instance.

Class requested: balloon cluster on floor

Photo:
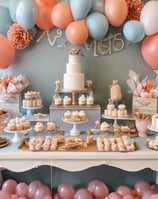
[1,0,158,70]
[0,178,158,199]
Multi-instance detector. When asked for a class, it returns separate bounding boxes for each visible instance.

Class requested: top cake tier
[63,50,85,90]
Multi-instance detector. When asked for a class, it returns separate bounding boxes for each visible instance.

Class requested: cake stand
[147,125,158,133]
[62,119,88,136]
[22,106,43,117]
[4,128,32,143]
[102,115,134,127]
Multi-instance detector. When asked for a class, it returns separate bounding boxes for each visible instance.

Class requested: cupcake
[79,110,87,121]
[34,122,45,132]
[78,95,86,105]
[6,122,16,131]
[47,122,56,131]
[23,121,31,129]
[54,95,62,106]
[64,110,72,121]
[86,96,94,105]
[72,111,80,122]
[100,122,109,132]
[63,96,71,106]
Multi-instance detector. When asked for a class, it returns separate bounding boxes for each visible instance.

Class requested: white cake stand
[147,125,158,133]
[4,128,32,143]
[102,115,134,127]
[62,119,88,136]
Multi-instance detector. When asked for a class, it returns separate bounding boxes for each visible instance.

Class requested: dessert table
[0,131,158,179]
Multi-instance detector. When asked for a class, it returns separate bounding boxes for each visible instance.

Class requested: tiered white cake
[63,49,85,90]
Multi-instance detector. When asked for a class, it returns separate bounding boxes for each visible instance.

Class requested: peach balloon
[66,20,89,45]
[36,0,57,7]
[35,0,57,30]
[0,35,15,69]
[105,0,128,27]
[141,33,158,70]
[51,2,73,29]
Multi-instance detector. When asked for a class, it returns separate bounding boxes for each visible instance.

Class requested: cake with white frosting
[63,49,85,90]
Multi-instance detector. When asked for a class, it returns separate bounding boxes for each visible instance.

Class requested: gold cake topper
[69,48,84,56]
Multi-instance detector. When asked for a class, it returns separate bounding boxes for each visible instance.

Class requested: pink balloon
[141,33,158,70]
[2,179,17,194]
[108,192,122,199]
[51,2,73,29]
[73,188,93,199]
[105,0,128,27]
[18,197,27,199]
[122,194,134,199]
[149,194,158,199]
[27,180,43,199]
[93,182,109,198]
[43,195,53,199]
[134,181,151,197]
[116,185,132,196]
[88,180,103,193]
[35,0,57,30]
[53,193,62,199]
[88,179,109,198]
[11,194,18,199]
[66,20,89,45]
[16,182,28,197]
[0,190,10,199]
[0,34,15,69]
[151,184,158,193]
[35,185,51,199]
[57,183,75,199]
[142,190,154,199]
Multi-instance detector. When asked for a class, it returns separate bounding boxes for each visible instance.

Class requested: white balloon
[140,0,158,35]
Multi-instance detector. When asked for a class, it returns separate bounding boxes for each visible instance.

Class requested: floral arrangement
[127,70,158,98]
[0,74,29,94]
[7,23,34,50]
[132,112,152,120]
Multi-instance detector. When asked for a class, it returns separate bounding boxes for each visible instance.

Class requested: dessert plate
[147,125,158,133]
[0,136,9,148]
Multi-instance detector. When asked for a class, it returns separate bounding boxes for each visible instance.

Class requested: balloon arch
[0,0,158,71]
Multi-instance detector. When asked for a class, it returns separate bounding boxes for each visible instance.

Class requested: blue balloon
[0,6,12,35]
[123,20,145,43]
[86,12,109,40]
[9,0,21,22]
[16,0,37,30]
[70,0,93,20]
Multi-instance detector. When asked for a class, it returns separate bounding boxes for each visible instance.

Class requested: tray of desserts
[0,136,9,148]
[146,139,158,151]
[18,134,137,152]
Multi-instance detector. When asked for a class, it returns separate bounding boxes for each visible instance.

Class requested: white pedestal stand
[4,128,32,143]
[62,119,88,136]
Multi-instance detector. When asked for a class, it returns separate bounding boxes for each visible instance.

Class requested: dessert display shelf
[1,132,158,176]
[55,88,93,106]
